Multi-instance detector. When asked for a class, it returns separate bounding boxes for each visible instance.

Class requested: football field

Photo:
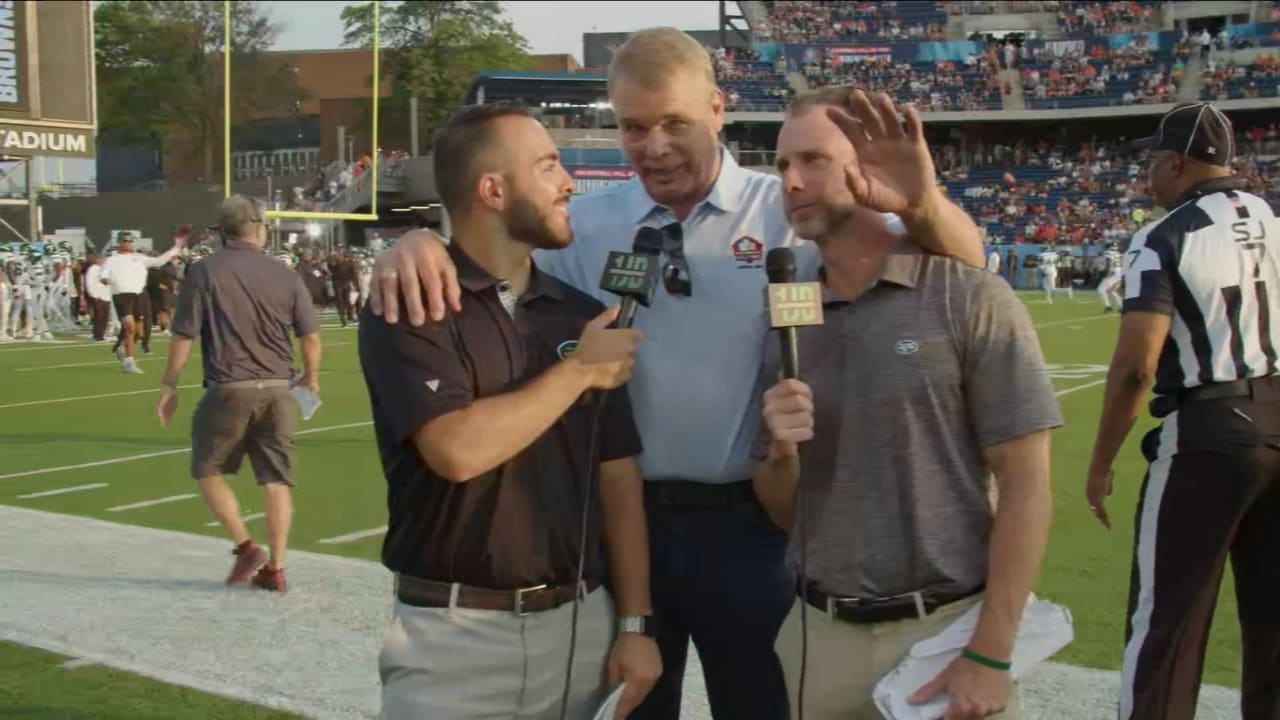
[0,297,1247,718]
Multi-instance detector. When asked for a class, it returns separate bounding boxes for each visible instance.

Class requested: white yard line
[0,371,336,410]
[1055,379,1108,397]
[16,483,109,499]
[13,342,349,372]
[0,421,372,481]
[0,340,107,353]
[205,512,265,528]
[106,494,198,512]
[61,657,100,670]
[316,526,387,545]
[0,384,204,409]
[1033,314,1116,330]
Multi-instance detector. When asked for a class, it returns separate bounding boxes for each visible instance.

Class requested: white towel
[872,595,1074,720]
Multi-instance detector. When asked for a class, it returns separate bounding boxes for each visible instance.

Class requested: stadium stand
[756,1,949,44]
[1201,54,1280,101]
[1056,1,1160,37]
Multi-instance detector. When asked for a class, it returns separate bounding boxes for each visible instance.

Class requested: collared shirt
[536,147,818,484]
[358,241,643,589]
[101,247,181,295]
[1124,176,1280,396]
[756,247,1063,597]
[171,241,318,385]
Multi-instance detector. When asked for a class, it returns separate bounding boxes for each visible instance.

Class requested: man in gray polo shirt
[754,87,1063,719]
[157,195,322,594]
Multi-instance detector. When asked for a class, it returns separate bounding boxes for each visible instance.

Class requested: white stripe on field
[61,658,99,670]
[14,342,348,371]
[0,370,335,410]
[0,384,203,409]
[107,494,198,512]
[17,483,110,499]
[316,526,387,544]
[1033,314,1117,330]
[205,512,265,527]
[0,420,372,481]
[1054,379,1107,397]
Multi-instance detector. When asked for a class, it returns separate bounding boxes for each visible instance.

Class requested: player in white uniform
[7,250,32,339]
[1097,244,1124,313]
[25,249,52,340]
[46,254,73,331]
[1038,248,1065,303]
[356,252,373,314]
[0,245,12,341]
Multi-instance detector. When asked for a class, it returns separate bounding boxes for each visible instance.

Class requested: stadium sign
[569,166,635,195]
[0,1,96,158]
[0,123,92,158]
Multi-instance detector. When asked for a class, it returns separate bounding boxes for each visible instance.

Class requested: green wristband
[961,648,1012,671]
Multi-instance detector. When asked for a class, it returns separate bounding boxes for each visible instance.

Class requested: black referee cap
[1132,102,1234,166]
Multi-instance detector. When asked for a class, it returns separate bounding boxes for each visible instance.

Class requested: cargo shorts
[190,379,299,486]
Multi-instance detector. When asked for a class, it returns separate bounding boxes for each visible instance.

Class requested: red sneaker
[251,566,288,594]
[226,542,267,586]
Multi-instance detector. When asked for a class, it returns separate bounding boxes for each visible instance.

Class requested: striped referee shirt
[1124,177,1280,397]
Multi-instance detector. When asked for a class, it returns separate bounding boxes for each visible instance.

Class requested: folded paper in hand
[872,595,1073,720]
[291,386,322,421]
[592,683,626,720]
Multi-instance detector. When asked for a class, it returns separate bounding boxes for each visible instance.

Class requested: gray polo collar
[818,246,925,304]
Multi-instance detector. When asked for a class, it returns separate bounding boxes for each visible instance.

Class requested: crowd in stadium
[1201,53,1280,100]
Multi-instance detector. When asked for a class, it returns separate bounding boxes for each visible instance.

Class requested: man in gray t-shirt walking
[753,88,1064,719]
[157,195,322,594]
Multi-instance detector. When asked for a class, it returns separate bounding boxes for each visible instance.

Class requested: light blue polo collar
[626,146,748,225]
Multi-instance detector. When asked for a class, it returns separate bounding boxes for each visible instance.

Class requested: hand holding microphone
[574,228,666,391]
[574,306,643,391]
[763,247,825,457]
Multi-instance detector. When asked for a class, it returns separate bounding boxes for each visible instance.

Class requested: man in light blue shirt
[369,28,984,720]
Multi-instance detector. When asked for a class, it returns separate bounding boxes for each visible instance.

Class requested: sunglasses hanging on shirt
[658,222,692,298]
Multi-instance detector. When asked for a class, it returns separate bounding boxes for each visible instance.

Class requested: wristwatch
[617,615,658,638]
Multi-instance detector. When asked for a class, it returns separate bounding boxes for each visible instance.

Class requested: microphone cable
[557,390,609,720]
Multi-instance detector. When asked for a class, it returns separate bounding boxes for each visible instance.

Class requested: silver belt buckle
[513,584,548,616]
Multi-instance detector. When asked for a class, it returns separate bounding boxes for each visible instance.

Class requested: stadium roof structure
[464,71,609,106]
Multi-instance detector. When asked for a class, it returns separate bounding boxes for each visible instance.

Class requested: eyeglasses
[657,222,692,297]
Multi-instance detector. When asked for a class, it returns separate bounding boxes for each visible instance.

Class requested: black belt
[644,479,756,509]
[1149,376,1280,418]
[801,581,986,625]
[395,574,601,616]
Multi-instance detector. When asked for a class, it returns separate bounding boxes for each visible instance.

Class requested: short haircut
[432,103,535,217]
[608,27,717,95]
[788,85,857,115]
[217,195,265,240]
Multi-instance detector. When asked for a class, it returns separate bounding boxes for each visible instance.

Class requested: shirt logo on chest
[556,340,579,359]
[895,339,920,356]
[731,236,764,268]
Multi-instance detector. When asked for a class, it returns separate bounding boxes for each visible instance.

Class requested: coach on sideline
[756,86,1062,720]
[1085,102,1280,720]
[366,28,985,719]
[157,195,321,594]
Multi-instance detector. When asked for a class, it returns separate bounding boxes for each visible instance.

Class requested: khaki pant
[774,594,1023,720]
[379,585,615,720]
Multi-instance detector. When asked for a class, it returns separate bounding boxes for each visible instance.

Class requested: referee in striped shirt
[1085,101,1280,720]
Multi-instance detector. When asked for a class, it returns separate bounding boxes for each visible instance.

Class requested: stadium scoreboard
[0,0,96,159]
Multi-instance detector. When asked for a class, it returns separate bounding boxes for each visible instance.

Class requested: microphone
[599,226,664,329]
[765,247,824,379]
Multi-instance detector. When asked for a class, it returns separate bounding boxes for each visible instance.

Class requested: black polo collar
[448,239,564,302]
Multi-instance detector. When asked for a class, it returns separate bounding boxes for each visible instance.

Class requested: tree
[95,0,308,183]
[340,1,532,153]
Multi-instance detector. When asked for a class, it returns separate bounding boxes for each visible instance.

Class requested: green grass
[0,642,301,719]
[0,298,1246,716]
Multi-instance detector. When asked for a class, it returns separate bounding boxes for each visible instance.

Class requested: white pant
[0,284,10,336]
[1042,270,1072,302]
[9,285,30,333]
[379,584,615,720]
[358,273,371,306]
[1098,273,1123,308]
[28,290,49,335]
[47,288,70,328]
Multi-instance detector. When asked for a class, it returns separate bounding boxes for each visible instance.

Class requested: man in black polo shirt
[358,104,661,720]
[1086,102,1280,720]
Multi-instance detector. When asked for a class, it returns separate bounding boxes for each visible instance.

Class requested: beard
[791,201,857,244]
[505,192,572,251]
